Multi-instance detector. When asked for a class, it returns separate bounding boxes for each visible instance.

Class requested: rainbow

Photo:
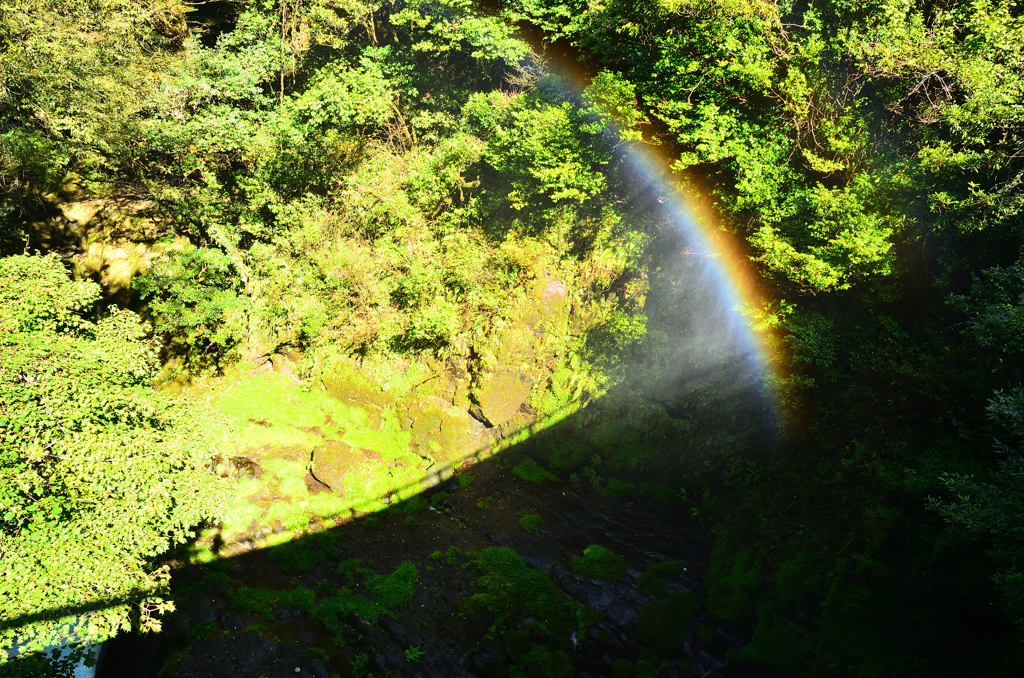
[529,50,786,432]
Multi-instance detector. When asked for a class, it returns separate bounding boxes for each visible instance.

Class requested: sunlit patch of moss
[571,545,627,581]
[519,513,541,532]
[512,458,558,484]
[639,592,699,657]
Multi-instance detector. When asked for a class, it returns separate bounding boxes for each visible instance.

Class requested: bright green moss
[512,458,558,484]
[519,514,542,533]
[365,561,418,609]
[571,545,627,581]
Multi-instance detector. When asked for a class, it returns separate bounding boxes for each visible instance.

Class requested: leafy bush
[133,247,246,370]
[639,593,699,657]
[0,254,223,659]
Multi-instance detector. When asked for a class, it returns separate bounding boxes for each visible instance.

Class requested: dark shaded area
[93,430,741,678]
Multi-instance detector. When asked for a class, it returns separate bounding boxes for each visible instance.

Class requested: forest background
[1,0,1024,675]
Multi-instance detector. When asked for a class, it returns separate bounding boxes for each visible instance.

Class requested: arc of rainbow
[525,50,787,434]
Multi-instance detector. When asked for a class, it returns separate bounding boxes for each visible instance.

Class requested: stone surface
[310,440,366,491]
[475,371,533,427]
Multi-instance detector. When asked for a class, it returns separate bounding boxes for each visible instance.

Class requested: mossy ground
[182,369,436,550]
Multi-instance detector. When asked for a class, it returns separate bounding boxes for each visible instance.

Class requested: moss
[226,586,316,617]
[612,659,660,678]
[649,560,685,576]
[455,472,475,489]
[186,620,218,646]
[389,494,428,515]
[697,625,716,648]
[637,571,667,597]
[365,561,418,608]
[511,644,574,678]
[519,513,541,533]
[572,545,627,581]
[314,589,387,624]
[429,491,450,508]
[601,477,636,498]
[638,559,685,596]
[267,534,335,573]
[512,458,558,484]
[477,496,493,509]
[639,592,699,657]
[705,545,761,623]
[576,605,602,636]
[337,558,362,584]
[225,586,278,617]
[306,647,330,663]
[468,547,577,645]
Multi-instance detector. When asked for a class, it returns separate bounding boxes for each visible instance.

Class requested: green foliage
[226,585,316,617]
[705,545,760,623]
[365,561,418,609]
[133,247,246,370]
[519,513,541,533]
[404,645,426,663]
[639,592,699,657]
[930,388,1024,628]
[186,620,218,646]
[468,547,577,643]
[267,533,335,573]
[0,254,222,660]
[455,472,475,489]
[637,571,667,597]
[512,458,558,484]
[571,544,627,581]
[612,658,661,678]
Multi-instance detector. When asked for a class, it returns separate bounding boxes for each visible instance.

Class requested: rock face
[310,440,367,491]
[314,274,572,468]
[474,371,533,427]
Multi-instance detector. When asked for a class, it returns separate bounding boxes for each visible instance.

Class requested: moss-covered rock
[310,439,367,491]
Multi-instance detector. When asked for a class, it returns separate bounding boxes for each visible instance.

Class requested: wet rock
[380,617,411,646]
[162,631,328,677]
[604,599,640,630]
